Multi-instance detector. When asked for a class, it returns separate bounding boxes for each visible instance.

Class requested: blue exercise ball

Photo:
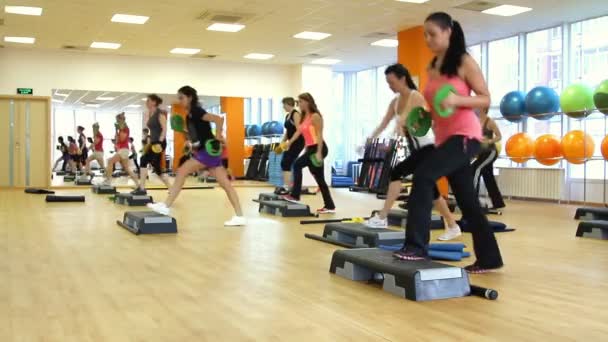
[262,122,272,135]
[244,125,250,137]
[272,121,284,135]
[248,124,262,137]
[525,86,560,120]
[499,91,527,123]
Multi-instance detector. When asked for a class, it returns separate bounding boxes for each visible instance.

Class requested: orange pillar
[220,97,245,177]
[398,26,449,197]
[172,104,187,171]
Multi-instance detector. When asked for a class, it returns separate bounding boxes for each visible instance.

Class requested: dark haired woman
[53,136,69,172]
[132,94,172,194]
[276,97,304,195]
[147,86,245,226]
[84,123,104,175]
[282,93,336,214]
[77,126,88,170]
[472,107,505,210]
[393,12,503,273]
[67,136,80,173]
[366,63,461,241]
[97,113,140,186]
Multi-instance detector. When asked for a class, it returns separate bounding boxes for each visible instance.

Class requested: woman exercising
[366,63,461,241]
[132,94,172,194]
[84,123,105,175]
[98,113,140,186]
[67,136,80,173]
[393,12,503,273]
[276,97,304,195]
[129,138,140,174]
[147,86,245,226]
[282,93,336,214]
[472,107,505,210]
[77,125,88,170]
[53,136,69,172]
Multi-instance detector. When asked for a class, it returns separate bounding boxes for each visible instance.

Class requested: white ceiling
[51,89,220,112]
[1,0,607,71]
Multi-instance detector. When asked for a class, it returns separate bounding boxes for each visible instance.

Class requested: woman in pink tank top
[393,12,503,273]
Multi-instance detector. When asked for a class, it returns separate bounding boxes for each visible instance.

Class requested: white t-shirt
[394,91,434,149]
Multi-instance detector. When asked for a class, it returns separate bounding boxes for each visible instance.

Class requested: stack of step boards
[92,184,117,194]
[256,193,314,217]
[113,193,153,206]
[575,207,608,239]
[117,211,177,235]
[374,209,444,230]
[330,248,470,301]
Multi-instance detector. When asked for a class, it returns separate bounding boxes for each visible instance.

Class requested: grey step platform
[75,176,92,186]
[92,184,117,194]
[315,223,404,248]
[373,209,444,229]
[114,193,153,206]
[258,200,314,217]
[63,175,75,182]
[330,248,470,301]
[117,211,177,235]
[574,207,608,220]
[576,220,608,239]
[258,193,281,201]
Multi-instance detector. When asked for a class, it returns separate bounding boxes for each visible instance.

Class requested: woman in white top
[367,63,461,241]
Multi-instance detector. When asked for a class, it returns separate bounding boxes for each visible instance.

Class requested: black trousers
[281,139,304,172]
[390,144,440,200]
[292,144,335,210]
[140,141,166,175]
[405,136,503,268]
[472,147,505,209]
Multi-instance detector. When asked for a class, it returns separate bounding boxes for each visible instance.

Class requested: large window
[469,44,482,68]
[571,16,608,86]
[526,27,563,91]
[488,36,520,106]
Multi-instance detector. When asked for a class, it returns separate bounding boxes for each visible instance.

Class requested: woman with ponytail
[392,12,503,273]
[366,63,462,241]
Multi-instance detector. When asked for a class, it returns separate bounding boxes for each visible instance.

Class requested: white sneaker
[365,214,388,229]
[224,216,247,226]
[437,225,462,241]
[147,202,171,216]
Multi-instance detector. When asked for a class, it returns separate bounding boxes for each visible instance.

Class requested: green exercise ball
[595,79,608,115]
[560,83,595,119]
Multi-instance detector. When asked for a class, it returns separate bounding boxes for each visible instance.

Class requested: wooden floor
[1,187,607,341]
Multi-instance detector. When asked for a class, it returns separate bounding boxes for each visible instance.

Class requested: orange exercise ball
[561,130,595,164]
[505,133,534,163]
[534,134,562,166]
[601,136,608,161]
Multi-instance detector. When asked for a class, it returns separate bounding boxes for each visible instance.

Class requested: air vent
[454,1,498,12]
[210,15,242,23]
[0,18,4,26]
[197,11,252,23]
[191,54,217,59]
[362,32,392,39]
[62,45,89,51]
[300,53,324,58]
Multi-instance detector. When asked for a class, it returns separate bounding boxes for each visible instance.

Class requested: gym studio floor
[1,187,607,341]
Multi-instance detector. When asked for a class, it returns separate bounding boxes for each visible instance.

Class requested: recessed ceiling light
[293,31,331,41]
[4,36,35,44]
[170,48,201,55]
[86,104,101,108]
[4,6,43,16]
[96,96,115,101]
[127,104,141,108]
[482,5,532,16]
[207,23,245,33]
[244,53,275,60]
[111,14,149,24]
[311,58,341,65]
[371,39,399,47]
[51,99,64,104]
[90,42,121,49]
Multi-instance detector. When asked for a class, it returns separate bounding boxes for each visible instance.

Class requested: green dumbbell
[205,139,223,157]
[310,154,323,167]
[434,84,457,117]
[405,106,432,137]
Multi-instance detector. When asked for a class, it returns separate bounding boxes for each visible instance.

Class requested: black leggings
[291,144,335,210]
[281,140,304,171]
[140,141,166,175]
[472,147,505,208]
[390,144,440,200]
[130,153,140,173]
[405,136,503,268]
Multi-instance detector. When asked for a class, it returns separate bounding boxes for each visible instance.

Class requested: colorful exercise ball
[533,134,562,166]
[561,130,595,164]
[525,86,560,120]
[505,133,534,163]
[247,124,262,137]
[595,79,608,115]
[499,91,527,123]
[602,136,608,160]
[560,83,595,119]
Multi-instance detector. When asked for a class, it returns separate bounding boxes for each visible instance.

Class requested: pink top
[299,114,318,146]
[423,75,482,146]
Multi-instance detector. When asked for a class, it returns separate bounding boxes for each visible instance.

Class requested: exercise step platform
[117,211,177,235]
[574,207,608,221]
[373,209,444,229]
[576,220,608,239]
[92,184,117,194]
[307,223,404,248]
[75,176,92,186]
[258,193,281,201]
[330,248,470,301]
[114,193,153,206]
[257,200,314,217]
[63,174,76,182]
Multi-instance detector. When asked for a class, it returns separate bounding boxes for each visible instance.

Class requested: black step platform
[75,176,92,186]
[46,194,85,202]
[576,220,608,239]
[114,193,153,206]
[330,248,470,301]
[373,209,444,229]
[257,200,315,217]
[307,223,404,248]
[117,211,177,235]
[574,207,608,221]
[63,174,76,182]
[92,184,117,194]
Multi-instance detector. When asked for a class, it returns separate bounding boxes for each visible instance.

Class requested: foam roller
[46,195,86,202]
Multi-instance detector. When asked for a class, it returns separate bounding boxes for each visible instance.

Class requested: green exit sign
[17,88,33,95]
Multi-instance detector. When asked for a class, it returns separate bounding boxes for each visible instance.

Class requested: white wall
[0,48,296,98]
